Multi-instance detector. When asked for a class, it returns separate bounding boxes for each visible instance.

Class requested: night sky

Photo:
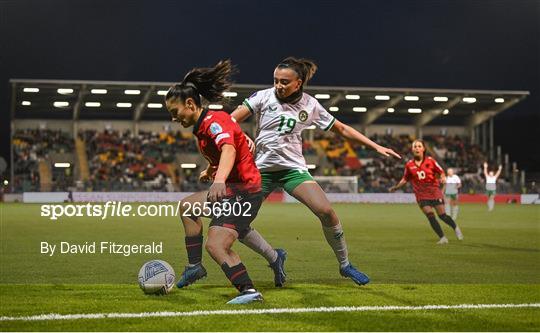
[1,0,538,174]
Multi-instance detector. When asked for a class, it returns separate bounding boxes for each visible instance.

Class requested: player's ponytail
[277,56,318,86]
[165,59,235,106]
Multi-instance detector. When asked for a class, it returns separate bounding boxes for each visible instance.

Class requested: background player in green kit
[444,168,461,220]
[231,57,401,285]
[484,162,503,211]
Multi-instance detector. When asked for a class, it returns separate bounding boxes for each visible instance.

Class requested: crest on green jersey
[299,110,308,122]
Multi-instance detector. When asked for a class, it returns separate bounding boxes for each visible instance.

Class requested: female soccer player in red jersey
[164,60,284,304]
[389,139,464,244]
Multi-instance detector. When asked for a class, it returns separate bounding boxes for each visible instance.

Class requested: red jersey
[193,109,261,195]
[402,156,445,201]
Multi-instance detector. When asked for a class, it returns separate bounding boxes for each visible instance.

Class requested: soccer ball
[138,260,176,295]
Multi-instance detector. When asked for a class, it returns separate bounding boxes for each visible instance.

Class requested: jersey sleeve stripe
[323,117,336,131]
[215,133,231,145]
[434,160,444,172]
[242,100,254,114]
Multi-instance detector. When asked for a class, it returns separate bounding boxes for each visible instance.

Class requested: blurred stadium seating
[7,80,534,194]
[11,127,527,194]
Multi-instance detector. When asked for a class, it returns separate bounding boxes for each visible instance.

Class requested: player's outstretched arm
[330,120,401,159]
[230,105,255,153]
[495,165,503,178]
[208,144,236,202]
[231,105,252,123]
[483,162,489,177]
[389,178,407,192]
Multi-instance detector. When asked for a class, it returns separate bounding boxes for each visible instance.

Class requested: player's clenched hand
[199,169,211,183]
[376,145,401,159]
[199,165,217,183]
[208,181,227,202]
[388,186,397,193]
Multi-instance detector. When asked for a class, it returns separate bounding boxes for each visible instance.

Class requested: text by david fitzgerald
[40,241,162,257]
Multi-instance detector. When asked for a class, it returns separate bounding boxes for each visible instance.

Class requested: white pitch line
[1,303,539,322]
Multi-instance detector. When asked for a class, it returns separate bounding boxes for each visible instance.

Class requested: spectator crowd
[13,129,73,191]
[12,127,522,194]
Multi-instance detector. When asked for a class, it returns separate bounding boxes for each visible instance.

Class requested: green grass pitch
[0,202,539,331]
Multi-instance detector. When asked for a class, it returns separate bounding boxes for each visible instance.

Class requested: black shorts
[209,191,263,237]
[418,198,445,208]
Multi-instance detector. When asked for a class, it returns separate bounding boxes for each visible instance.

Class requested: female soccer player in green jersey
[484,162,502,211]
[444,168,462,220]
[231,56,401,285]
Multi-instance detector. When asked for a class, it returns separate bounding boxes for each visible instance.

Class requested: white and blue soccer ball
[138,260,176,295]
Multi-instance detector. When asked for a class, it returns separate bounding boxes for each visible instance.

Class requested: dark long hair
[165,59,235,106]
[276,56,317,86]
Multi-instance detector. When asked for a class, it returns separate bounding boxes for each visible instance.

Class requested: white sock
[239,229,278,264]
[322,223,350,269]
[452,206,459,221]
[488,198,495,211]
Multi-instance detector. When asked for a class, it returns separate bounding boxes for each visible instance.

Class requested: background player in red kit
[389,139,464,244]
[165,60,284,304]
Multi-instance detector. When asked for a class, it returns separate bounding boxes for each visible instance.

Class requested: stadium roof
[10,79,529,128]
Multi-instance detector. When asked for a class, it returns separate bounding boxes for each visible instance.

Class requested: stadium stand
[13,129,73,192]
[79,129,199,191]
[11,127,519,194]
[311,131,484,193]
[8,79,532,194]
